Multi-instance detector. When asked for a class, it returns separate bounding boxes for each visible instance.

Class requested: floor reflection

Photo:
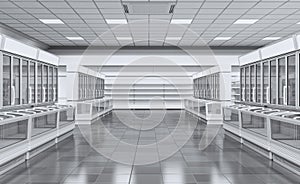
[0,110,299,184]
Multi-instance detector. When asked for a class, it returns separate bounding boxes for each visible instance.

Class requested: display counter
[223,104,300,174]
[76,98,113,124]
[0,104,75,175]
[184,98,222,124]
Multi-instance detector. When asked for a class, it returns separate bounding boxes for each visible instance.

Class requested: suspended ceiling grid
[0,0,300,47]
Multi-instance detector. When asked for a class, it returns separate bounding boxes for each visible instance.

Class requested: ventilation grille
[123,2,176,15]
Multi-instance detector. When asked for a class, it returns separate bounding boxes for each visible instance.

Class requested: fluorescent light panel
[66,37,84,40]
[116,37,132,40]
[39,19,64,24]
[297,21,300,24]
[165,37,182,40]
[234,19,258,24]
[214,37,232,41]
[106,19,127,24]
[170,19,192,24]
[262,37,281,41]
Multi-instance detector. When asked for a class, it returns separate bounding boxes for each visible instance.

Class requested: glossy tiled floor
[1,110,299,184]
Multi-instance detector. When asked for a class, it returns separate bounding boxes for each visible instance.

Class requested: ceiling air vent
[169,4,175,14]
[123,4,129,14]
[122,2,176,15]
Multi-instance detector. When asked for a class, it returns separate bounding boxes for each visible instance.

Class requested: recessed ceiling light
[66,37,84,40]
[262,37,281,41]
[170,19,192,24]
[297,22,300,24]
[234,19,258,24]
[214,37,232,41]
[106,19,127,24]
[116,37,132,40]
[39,19,64,24]
[165,37,182,40]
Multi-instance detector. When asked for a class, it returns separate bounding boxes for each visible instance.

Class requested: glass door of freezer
[241,67,245,101]
[287,55,296,106]
[78,74,82,99]
[37,63,42,103]
[250,65,255,102]
[49,66,53,102]
[270,60,277,104]
[29,61,36,104]
[262,61,269,103]
[3,55,11,106]
[256,63,261,103]
[12,57,21,105]
[245,66,250,102]
[54,67,58,102]
[22,60,29,104]
[43,65,48,102]
[278,57,286,105]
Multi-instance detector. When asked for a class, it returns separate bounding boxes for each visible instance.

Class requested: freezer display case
[240,51,298,109]
[193,73,221,100]
[76,98,113,124]
[184,98,223,124]
[270,112,300,166]
[240,107,287,157]
[0,113,29,175]
[223,104,248,128]
[31,111,58,137]
[77,72,105,101]
[0,114,28,149]
[1,52,59,108]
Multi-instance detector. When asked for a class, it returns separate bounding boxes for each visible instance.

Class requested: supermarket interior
[0,0,300,184]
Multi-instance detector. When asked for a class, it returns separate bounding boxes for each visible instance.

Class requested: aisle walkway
[1,110,299,184]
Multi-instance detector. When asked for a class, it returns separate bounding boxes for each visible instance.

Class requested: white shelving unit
[106,77,192,109]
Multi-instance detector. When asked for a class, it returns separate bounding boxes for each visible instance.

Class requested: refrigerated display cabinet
[76,73,105,101]
[1,53,59,108]
[0,113,28,149]
[240,52,298,109]
[270,112,300,167]
[184,98,223,124]
[0,113,29,175]
[223,104,248,131]
[240,107,286,154]
[76,98,113,124]
[0,104,75,174]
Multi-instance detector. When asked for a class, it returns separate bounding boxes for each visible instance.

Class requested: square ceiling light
[262,37,281,41]
[39,19,64,24]
[106,19,128,24]
[170,19,192,24]
[234,19,258,24]
[66,37,84,40]
[214,37,232,40]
